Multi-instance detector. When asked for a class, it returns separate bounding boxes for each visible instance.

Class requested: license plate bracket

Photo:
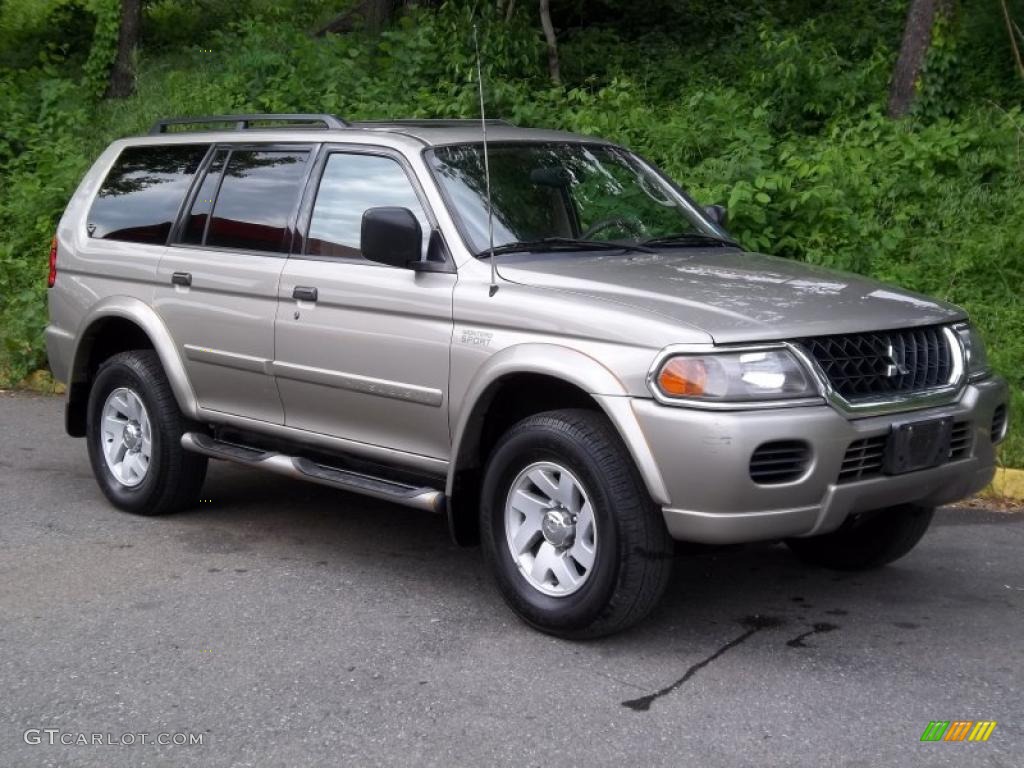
[883,417,954,476]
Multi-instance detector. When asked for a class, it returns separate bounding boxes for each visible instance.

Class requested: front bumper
[630,377,1009,544]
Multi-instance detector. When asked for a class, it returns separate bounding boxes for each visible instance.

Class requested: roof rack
[353,118,516,128]
[150,113,349,134]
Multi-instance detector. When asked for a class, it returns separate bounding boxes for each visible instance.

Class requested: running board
[181,432,445,514]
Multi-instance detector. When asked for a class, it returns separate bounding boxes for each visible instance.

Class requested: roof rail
[353,118,516,128]
[150,114,349,134]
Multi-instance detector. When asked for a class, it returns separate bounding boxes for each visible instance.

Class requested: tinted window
[181,149,228,245]
[307,153,428,258]
[205,149,309,253]
[88,144,209,244]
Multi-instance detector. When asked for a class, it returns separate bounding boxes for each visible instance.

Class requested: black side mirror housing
[703,204,728,227]
[361,207,422,269]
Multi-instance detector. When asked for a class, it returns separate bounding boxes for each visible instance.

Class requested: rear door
[155,143,315,423]
[273,146,456,459]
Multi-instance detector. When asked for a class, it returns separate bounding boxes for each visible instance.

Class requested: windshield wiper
[476,237,655,259]
[642,232,737,248]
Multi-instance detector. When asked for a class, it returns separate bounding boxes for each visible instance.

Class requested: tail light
[48,235,57,288]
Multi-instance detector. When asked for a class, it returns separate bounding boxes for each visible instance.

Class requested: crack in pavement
[621,615,784,712]
[785,621,839,648]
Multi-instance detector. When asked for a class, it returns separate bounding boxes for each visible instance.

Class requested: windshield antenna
[473,24,498,297]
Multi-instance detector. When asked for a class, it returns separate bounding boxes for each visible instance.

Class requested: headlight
[653,348,817,402]
[955,323,990,380]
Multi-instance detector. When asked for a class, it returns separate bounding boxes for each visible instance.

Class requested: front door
[155,144,314,423]
[273,148,455,460]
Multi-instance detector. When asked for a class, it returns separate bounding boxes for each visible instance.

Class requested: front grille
[798,326,955,401]
[749,441,810,484]
[992,404,1007,444]
[838,435,887,483]
[949,421,972,460]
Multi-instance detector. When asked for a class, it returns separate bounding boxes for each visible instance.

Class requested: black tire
[480,409,673,639]
[785,504,935,571]
[86,350,207,515]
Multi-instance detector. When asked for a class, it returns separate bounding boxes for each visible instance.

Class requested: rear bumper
[630,376,1008,544]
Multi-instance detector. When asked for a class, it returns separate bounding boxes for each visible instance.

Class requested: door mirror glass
[361,207,423,268]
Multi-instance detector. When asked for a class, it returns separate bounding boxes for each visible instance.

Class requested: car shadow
[176,461,975,652]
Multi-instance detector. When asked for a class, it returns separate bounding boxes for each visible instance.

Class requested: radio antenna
[473,24,498,297]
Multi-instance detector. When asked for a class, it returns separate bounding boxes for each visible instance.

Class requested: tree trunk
[365,0,398,33]
[887,0,954,118]
[539,0,560,84]
[106,0,141,99]
[314,0,401,36]
[999,0,1024,80]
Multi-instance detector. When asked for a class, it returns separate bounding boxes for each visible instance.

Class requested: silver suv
[47,114,1009,638]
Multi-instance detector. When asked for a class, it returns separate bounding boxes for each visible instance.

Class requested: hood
[495,248,965,343]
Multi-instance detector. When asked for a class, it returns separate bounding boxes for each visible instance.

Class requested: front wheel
[785,504,935,571]
[480,409,673,639]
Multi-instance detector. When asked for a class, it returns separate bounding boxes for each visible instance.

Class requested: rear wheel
[480,409,673,639]
[86,350,207,515]
[785,504,934,571]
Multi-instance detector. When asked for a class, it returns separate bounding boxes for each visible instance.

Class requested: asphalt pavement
[1,391,1021,767]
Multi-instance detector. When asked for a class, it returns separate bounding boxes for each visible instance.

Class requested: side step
[181,433,445,514]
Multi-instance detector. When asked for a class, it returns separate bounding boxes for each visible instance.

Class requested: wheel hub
[541,507,576,548]
[122,421,142,451]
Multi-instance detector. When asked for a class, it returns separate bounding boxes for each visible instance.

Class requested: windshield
[426,142,724,256]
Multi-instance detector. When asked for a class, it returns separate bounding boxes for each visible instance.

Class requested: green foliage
[0,0,1021,466]
[82,0,119,97]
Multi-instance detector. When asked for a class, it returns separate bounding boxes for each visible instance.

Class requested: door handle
[293,286,318,302]
[171,271,192,287]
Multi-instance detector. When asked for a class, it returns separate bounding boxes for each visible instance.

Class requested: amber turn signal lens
[658,357,707,397]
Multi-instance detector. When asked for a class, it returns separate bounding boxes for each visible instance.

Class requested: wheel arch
[65,297,197,436]
[445,344,669,545]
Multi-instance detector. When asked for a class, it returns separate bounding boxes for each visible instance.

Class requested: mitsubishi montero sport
[46,114,1010,638]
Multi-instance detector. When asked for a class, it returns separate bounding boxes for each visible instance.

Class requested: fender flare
[68,296,199,420]
[446,343,670,505]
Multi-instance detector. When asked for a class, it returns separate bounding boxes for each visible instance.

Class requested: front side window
[202,149,310,253]
[426,142,719,256]
[88,144,209,244]
[306,153,428,258]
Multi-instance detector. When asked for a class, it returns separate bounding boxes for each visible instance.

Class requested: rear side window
[202,149,310,253]
[88,144,209,244]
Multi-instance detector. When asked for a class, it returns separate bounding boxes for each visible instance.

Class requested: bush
[0,0,1021,466]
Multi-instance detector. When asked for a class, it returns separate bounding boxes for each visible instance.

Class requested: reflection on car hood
[495,248,966,343]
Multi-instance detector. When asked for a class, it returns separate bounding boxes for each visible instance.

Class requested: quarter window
[306,153,428,258]
[88,144,209,244]
[203,149,310,253]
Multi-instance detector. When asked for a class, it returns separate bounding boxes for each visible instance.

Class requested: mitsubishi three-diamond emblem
[883,343,909,378]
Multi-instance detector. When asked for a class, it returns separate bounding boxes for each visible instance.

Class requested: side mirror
[530,167,572,187]
[361,207,422,269]
[703,204,728,227]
